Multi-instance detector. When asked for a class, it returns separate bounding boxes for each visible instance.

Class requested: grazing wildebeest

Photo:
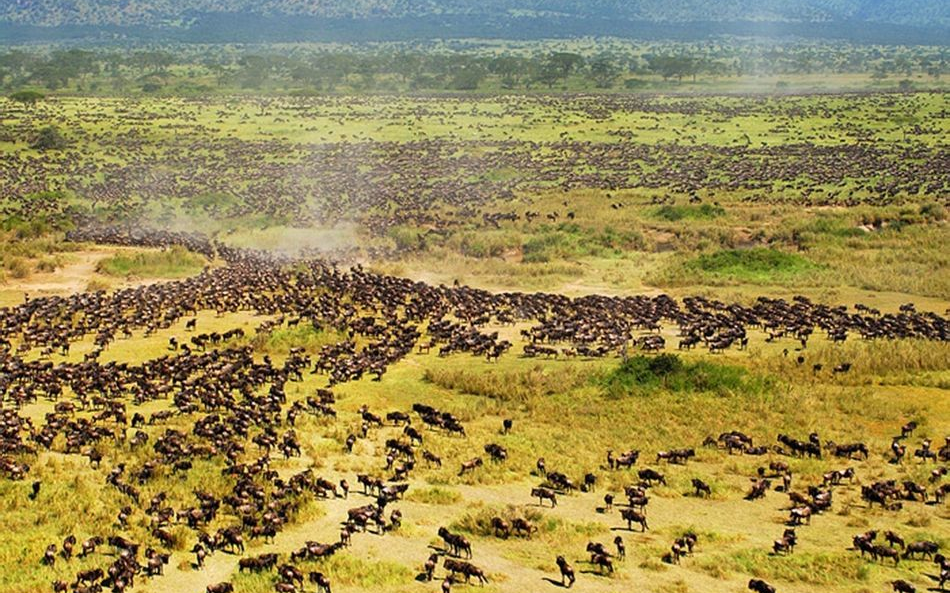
[637,468,666,486]
[692,478,711,497]
[423,553,439,581]
[891,579,915,593]
[422,450,442,467]
[437,527,472,558]
[614,536,625,559]
[531,487,557,507]
[206,584,233,593]
[309,571,331,593]
[773,529,796,555]
[875,545,901,565]
[556,555,575,588]
[748,579,776,593]
[590,552,613,573]
[443,558,487,584]
[903,540,938,560]
[746,479,770,500]
[491,517,511,539]
[885,531,905,549]
[458,457,483,476]
[620,508,648,531]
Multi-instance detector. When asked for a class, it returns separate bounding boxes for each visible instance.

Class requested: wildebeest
[619,508,648,531]
[531,487,557,507]
[748,579,776,593]
[556,555,575,588]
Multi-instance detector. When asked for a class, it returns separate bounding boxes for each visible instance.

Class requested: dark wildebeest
[748,579,776,593]
[556,555,575,588]
[620,508,648,531]
[531,487,557,507]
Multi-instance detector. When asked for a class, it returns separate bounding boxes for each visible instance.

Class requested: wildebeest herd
[2,94,947,245]
[0,224,946,593]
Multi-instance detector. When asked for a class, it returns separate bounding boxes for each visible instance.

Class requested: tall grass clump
[95,245,206,278]
[601,354,772,398]
[766,339,950,381]
[653,203,726,221]
[423,364,593,402]
[699,549,871,585]
[521,223,647,263]
[252,324,347,354]
[404,487,462,505]
[445,229,521,258]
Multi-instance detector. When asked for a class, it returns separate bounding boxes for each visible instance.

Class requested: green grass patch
[252,324,347,354]
[95,245,206,278]
[653,203,726,221]
[795,216,867,239]
[686,248,819,281]
[522,223,647,263]
[601,354,771,398]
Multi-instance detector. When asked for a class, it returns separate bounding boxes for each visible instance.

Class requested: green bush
[601,354,771,398]
[686,248,819,281]
[30,126,68,150]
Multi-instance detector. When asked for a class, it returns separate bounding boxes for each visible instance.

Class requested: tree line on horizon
[1,43,946,95]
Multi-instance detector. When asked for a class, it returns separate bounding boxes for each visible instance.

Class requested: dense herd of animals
[0,226,946,592]
[2,94,947,244]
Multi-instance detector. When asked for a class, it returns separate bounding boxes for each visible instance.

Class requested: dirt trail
[1,247,177,300]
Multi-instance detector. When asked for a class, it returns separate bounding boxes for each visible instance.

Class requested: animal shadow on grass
[542,577,570,588]
[922,571,949,592]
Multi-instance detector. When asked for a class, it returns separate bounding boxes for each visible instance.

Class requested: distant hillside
[1,0,947,44]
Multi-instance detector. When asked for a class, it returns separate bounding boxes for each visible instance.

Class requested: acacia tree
[589,55,620,89]
[9,90,45,104]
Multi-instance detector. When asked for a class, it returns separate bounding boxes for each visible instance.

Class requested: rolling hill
[1,0,947,44]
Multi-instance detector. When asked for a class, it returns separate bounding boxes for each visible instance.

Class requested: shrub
[653,203,726,221]
[31,126,68,150]
[601,354,771,398]
[686,248,819,281]
[5,257,30,279]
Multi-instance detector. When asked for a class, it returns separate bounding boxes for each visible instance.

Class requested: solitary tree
[9,90,45,105]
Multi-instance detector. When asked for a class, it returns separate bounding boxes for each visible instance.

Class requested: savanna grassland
[0,86,947,593]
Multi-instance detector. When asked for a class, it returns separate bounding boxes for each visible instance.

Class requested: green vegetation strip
[602,354,772,398]
[95,246,207,278]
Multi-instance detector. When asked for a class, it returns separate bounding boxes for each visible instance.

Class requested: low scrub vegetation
[423,363,593,403]
[252,324,347,355]
[601,354,772,398]
[652,203,726,221]
[687,248,820,281]
[95,246,207,278]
